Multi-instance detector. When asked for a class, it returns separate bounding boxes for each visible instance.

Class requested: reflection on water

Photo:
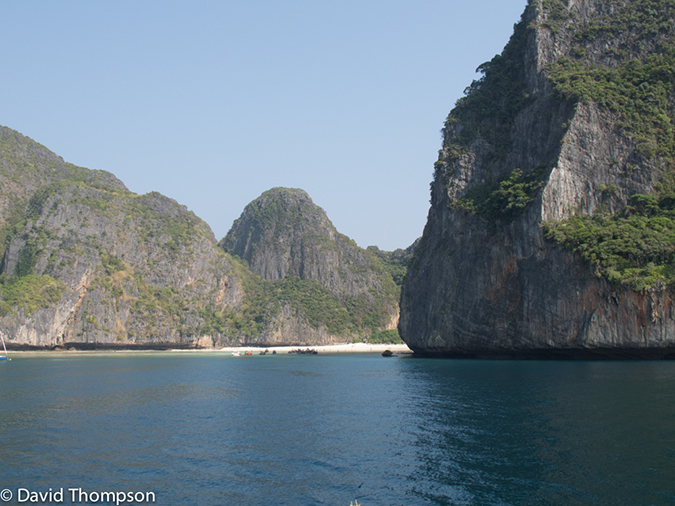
[401,360,675,506]
[0,354,674,505]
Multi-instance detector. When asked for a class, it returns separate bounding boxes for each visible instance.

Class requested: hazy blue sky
[1,0,527,251]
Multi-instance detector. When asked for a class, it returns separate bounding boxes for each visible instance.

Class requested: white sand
[6,343,412,355]
[207,342,412,354]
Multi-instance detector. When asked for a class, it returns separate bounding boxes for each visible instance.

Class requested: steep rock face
[0,127,248,349]
[0,130,405,349]
[0,127,127,260]
[253,304,353,347]
[222,188,381,298]
[222,188,340,281]
[400,0,675,358]
[221,187,400,343]
[2,184,246,348]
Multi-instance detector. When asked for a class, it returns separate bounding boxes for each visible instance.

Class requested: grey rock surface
[221,187,400,340]
[399,0,675,358]
[0,131,402,348]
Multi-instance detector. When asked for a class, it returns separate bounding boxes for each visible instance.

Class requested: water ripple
[1,354,674,505]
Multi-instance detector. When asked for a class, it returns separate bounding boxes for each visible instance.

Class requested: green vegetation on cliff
[549,48,675,159]
[267,276,353,334]
[0,201,25,262]
[0,128,403,346]
[222,187,401,340]
[545,194,675,290]
[539,0,574,33]
[572,0,675,43]
[440,2,550,222]
[216,263,400,340]
[443,4,533,160]
[436,0,675,291]
[0,273,64,316]
[451,166,547,222]
[367,329,403,344]
[541,0,675,290]
[366,245,415,287]
[0,126,241,345]
[225,256,399,338]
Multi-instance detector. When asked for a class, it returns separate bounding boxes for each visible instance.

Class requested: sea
[0,352,673,506]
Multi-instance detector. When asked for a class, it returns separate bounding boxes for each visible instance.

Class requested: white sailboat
[0,331,9,361]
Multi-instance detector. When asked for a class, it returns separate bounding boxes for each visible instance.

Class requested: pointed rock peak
[243,187,326,223]
[242,187,326,227]
[219,187,337,280]
[258,187,313,202]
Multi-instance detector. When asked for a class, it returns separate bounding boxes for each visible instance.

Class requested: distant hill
[0,128,410,348]
[220,187,402,344]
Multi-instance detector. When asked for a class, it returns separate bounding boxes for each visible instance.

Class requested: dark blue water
[0,353,674,506]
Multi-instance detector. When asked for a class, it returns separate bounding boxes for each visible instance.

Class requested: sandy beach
[3,343,412,355]
[207,342,412,355]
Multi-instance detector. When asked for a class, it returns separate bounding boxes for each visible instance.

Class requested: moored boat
[288,348,318,355]
[0,331,9,361]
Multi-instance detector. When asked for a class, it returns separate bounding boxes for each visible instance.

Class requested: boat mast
[0,331,7,356]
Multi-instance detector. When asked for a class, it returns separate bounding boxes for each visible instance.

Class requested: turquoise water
[0,353,674,505]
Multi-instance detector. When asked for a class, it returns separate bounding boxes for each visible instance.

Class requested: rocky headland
[399,0,675,358]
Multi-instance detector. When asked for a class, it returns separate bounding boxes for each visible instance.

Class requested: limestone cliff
[0,126,248,349]
[220,187,400,344]
[400,0,675,358]
[0,129,404,349]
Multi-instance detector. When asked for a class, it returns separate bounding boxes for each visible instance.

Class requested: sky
[1,0,528,251]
